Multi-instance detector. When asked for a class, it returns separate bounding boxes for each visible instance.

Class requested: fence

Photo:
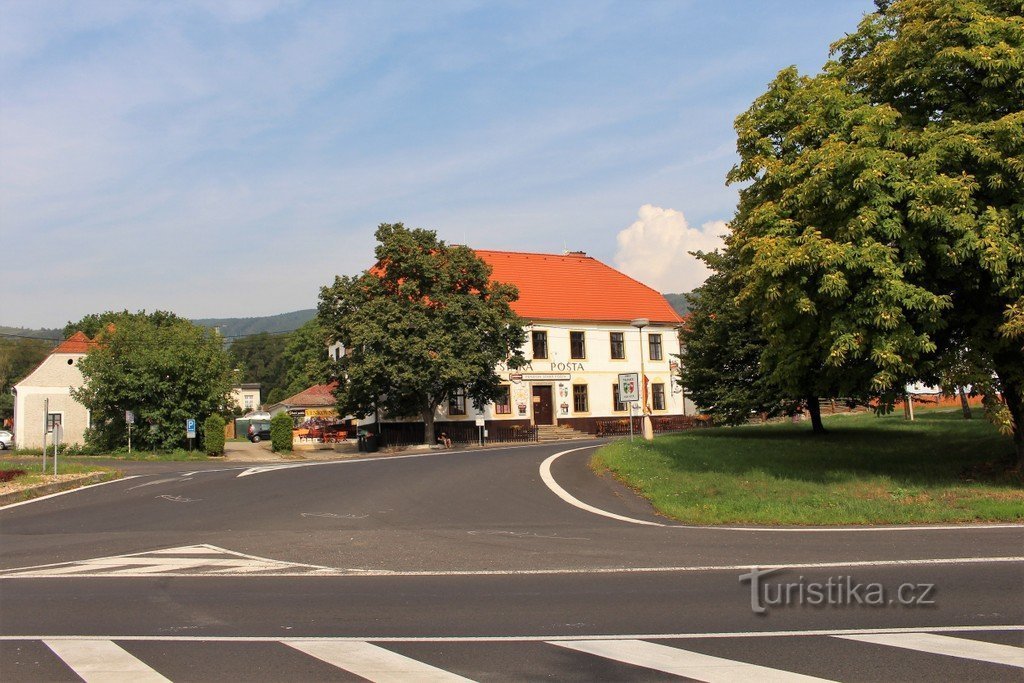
[378,422,539,447]
[595,415,712,437]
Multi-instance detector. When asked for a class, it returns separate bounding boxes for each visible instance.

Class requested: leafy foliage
[270,412,293,452]
[71,311,234,451]
[318,223,527,445]
[228,332,288,404]
[279,319,332,398]
[203,414,226,455]
[0,337,51,419]
[720,0,1023,455]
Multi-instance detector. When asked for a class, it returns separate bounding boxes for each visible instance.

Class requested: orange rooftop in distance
[474,250,682,324]
[52,331,99,354]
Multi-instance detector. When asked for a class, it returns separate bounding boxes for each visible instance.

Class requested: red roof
[474,250,683,324]
[279,382,339,407]
[52,331,98,354]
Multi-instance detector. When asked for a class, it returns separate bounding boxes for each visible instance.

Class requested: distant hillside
[663,293,691,316]
[0,325,62,343]
[192,309,316,338]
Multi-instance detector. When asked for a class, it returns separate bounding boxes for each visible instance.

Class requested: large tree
[228,331,289,404]
[279,318,332,399]
[72,311,234,450]
[318,223,527,445]
[725,0,1023,456]
[0,337,52,420]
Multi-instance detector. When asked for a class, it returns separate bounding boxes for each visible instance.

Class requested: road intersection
[1,440,1022,680]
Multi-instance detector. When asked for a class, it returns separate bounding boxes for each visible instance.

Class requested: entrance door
[532,385,554,425]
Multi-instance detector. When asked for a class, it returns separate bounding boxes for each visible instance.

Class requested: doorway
[532,385,553,425]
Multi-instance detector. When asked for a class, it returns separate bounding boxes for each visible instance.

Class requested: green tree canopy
[0,337,52,420]
[228,332,289,405]
[71,311,234,450]
[318,222,527,445]
[722,0,1023,456]
[279,318,332,398]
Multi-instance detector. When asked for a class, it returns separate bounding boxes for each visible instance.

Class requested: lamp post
[630,318,654,441]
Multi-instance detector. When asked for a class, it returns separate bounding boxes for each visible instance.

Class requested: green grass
[12,448,214,462]
[1,459,121,488]
[592,409,1024,525]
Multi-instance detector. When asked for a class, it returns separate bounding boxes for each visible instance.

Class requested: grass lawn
[592,409,1024,525]
[12,449,215,462]
[1,459,121,490]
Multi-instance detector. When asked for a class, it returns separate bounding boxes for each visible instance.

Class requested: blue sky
[2,0,874,328]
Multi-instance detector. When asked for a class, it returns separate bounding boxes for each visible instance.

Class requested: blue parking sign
[186,419,196,438]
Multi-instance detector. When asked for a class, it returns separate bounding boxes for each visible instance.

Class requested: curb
[0,472,118,506]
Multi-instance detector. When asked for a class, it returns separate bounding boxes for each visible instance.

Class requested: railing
[378,422,540,447]
[595,415,712,436]
[489,425,538,443]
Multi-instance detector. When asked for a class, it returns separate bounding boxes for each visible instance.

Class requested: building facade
[13,332,96,449]
[230,383,262,413]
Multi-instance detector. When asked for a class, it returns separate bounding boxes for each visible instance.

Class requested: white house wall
[13,353,91,449]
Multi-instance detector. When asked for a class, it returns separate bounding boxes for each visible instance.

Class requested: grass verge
[591,409,1023,525]
[0,459,122,501]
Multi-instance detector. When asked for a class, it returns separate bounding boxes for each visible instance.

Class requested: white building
[12,332,96,449]
[361,249,693,437]
[230,383,262,413]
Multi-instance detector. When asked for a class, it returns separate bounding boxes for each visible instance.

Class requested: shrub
[203,414,226,456]
[270,412,293,452]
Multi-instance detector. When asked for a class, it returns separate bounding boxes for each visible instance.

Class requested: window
[649,333,663,361]
[532,330,548,359]
[612,384,627,412]
[570,331,586,359]
[448,388,467,415]
[494,386,511,414]
[573,384,589,413]
[46,413,62,432]
[244,395,254,410]
[610,332,625,359]
[652,383,666,411]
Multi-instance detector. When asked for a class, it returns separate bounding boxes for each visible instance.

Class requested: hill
[663,293,691,316]
[191,309,316,338]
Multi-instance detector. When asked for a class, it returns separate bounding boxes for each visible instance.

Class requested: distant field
[592,410,1023,525]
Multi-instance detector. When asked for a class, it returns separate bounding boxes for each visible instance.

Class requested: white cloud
[614,204,728,293]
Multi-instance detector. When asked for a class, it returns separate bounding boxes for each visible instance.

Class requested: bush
[270,412,293,452]
[203,414,226,456]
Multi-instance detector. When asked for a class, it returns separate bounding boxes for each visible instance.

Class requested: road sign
[125,410,135,425]
[186,419,197,439]
[618,372,639,402]
[475,417,485,427]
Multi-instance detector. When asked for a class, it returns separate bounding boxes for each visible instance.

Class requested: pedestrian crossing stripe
[0,544,343,578]
[20,631,1024,682]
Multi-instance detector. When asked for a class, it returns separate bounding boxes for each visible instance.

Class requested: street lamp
[630,318,654,441]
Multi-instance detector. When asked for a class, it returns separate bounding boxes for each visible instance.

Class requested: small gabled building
[267,382,339,424]
[13,331,97,448]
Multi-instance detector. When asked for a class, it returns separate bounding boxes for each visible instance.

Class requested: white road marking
[126,478,188,490]
[549,639,834,681]
[11,625,1021,643]
[2,549,1021,578]
[0,476,138,511]
[286,640,473,682]
[0,544,338,578]
[44,639,170,682]
[836,633,1024,668]
[540,446,1024,532]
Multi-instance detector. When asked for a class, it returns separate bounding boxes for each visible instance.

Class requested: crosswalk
[3,628,1020,681]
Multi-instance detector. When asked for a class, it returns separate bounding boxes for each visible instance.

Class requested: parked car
[247,422,272,443]
[0,430,13,450]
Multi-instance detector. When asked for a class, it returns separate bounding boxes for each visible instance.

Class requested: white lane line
[286,640,474,682]
[539,447,665,526]
[540,446,1024,532]
[836,633,1024,668]
[44,639,170,682]
[9,625,1022,643]
[3,553,1022,578]
[0,476,138,511]
[549,639,833,682]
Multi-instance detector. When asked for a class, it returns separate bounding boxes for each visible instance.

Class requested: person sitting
[437,432,452,448]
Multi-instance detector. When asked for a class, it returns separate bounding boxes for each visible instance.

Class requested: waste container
[364,434,379,453]
[357,435,366,452]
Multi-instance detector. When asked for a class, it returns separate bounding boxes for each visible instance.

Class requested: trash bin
[365,434,379,453]
[357,435,366,452]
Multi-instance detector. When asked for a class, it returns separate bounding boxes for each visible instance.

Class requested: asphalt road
[1,440,1022,681]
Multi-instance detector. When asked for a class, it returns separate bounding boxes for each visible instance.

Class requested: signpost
[618,373,640,442]
[475,416,485,446]
[186,418,197,451]
[42,398,49,472]
[126,410,135,454]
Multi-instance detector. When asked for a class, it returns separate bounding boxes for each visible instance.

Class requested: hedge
[271,412,293,452]
[203,414,226,455]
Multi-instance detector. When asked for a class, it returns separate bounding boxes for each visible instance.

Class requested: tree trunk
[422,406,436,446]
[993,350,1024,469]
[958,386,972,419]
[806,395,826,434]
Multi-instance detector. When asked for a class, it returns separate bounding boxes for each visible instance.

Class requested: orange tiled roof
[52,331,98,354]
[279,382,339,407]
[474,250,683,324]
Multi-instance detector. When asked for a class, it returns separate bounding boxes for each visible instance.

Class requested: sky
[2,0,875,329]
